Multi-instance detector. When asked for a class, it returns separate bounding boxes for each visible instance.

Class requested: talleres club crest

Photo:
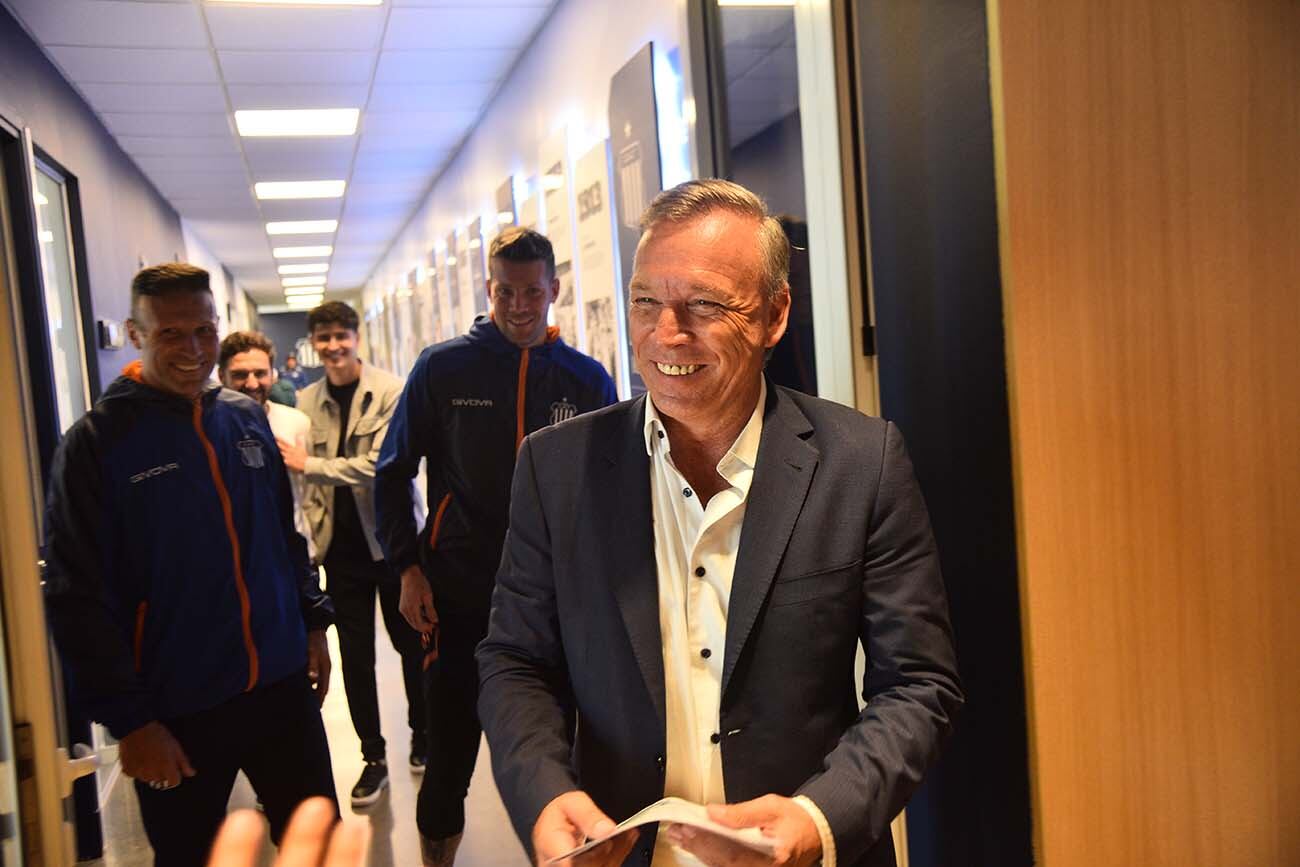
[549,398,577,425]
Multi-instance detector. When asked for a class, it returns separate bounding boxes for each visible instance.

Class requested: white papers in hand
[543,797,776,864]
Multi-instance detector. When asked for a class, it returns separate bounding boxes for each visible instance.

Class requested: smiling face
[628,210,789,438]
[127,291,219,400]
[310,322,361,385]
[221,348,275,407]
[489,257,559,348]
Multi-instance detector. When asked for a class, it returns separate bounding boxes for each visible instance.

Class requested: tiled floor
[87,616,528,866]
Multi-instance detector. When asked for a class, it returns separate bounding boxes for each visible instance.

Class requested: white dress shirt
[645,381,835,866]
[266,401,315,561]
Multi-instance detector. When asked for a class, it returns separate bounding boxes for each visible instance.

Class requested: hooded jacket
[43,364,333,737]
[376,315,617,607]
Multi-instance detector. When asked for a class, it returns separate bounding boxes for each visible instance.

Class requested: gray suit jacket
[477,384,963,866]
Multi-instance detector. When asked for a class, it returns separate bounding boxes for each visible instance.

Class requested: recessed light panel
[284,286,326,297]
[278,263,330,275]
[273,245,333,259]
[209,1,381,6]
[236,109,359,138]
[283,276,328,287]
[267,220,338,235]
[255,180,345,200]
[287,294,324,307]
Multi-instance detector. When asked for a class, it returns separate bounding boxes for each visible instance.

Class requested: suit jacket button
[710,732,721,744]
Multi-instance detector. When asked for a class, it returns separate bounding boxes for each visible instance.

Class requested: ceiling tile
[135,154,246,174]
[225,83,371,111]
[391,0,552,5]
[367,82,495,112]
[102,113,234,138]
[258,199,344,223]
[374,49,513,84]
[117,136,241,157]
[362,110,477,138]
[205,6,387,52]
[79,83,228,113]
[384,7,548,50]
[242,138,356,178]
[4,0,206,48]
[352,145,452,173]
[217,50,375,85]
[46,46,219,85]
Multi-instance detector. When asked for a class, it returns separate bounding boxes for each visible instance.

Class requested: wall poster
[573,139,626,394]
[443,231,462,338]
[423,247,443,344]
[608,42,664,396]
[468,217,488,318]
[541,130,581,351]
[456,226,478,334]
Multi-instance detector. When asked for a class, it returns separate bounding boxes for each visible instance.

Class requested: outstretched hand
[207,797,368,866]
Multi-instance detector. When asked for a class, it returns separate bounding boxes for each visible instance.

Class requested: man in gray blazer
[477,180,963,867]
[280,301,426,809]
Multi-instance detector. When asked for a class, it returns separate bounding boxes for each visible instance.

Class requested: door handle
[56,743,98,798]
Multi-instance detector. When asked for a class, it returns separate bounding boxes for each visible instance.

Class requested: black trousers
[325,554,427,762]
[134,671,337,866]
[416,599,492,841]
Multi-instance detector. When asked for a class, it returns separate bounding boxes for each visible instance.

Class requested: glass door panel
[31,165,89,434]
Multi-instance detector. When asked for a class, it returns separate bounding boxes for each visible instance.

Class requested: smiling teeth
[656,363,700,376]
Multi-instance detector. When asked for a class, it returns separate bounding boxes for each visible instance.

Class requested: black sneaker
[350,760,388,808]
[409,736,427,775]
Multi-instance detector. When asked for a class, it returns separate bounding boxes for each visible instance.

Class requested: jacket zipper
[192,400,260,691]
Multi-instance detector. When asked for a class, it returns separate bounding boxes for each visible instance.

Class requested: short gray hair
[638,179,790,301]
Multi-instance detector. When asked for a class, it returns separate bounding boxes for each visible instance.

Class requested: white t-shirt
[266,401,315,561]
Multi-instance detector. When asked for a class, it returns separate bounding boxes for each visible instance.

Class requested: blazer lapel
[596,397,666,722]
[722,386,819,698]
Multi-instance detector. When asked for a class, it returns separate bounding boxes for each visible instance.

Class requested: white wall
[361,0,689,319]
[182,218,250,334]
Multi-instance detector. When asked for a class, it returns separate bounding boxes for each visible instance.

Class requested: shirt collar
[643,378,767,477]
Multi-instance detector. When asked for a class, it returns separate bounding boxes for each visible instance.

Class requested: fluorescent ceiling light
[284,286,326,297]
[497,211,515,224]
[236,109,359,138]
[716,0,794,5]
[282,276,327,288]
[209,1,380,6]
[267,220,338,236]
[273,245,333,259]
[286,294,324,307]
[255,180,345,200]
[279,263,329,275]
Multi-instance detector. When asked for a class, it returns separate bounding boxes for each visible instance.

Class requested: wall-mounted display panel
[541,130,581,350]
[572,140,625,394]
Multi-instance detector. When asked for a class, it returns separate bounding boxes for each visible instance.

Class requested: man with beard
[219,331,314,558]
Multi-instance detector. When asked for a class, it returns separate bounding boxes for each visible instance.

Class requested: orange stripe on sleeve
[192,400,260,691]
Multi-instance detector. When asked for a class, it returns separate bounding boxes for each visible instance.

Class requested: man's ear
[126,319,144,350]
[764,284,792,349]
[549,277,560,303]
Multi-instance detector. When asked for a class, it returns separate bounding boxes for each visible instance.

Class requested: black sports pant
[134,671,337,866]
[325,554,428,762]
[416,598,492,841]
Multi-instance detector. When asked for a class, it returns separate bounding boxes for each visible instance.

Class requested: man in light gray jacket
[279,301,426,809]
